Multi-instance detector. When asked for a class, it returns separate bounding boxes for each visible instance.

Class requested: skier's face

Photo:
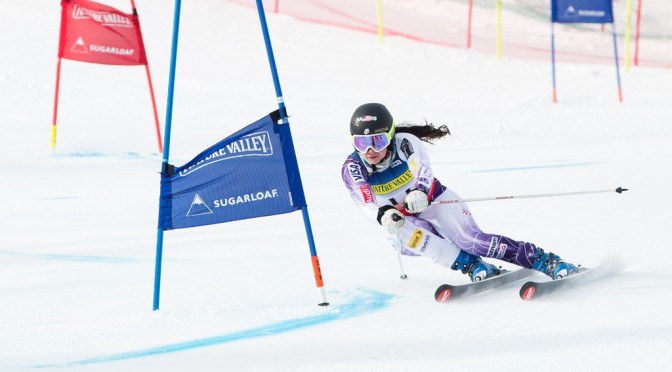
[360,147,388,165]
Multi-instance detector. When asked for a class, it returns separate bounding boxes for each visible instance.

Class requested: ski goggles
[352,127,394,153]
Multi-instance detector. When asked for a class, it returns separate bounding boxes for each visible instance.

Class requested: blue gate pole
[153,0,183,311]
[255,0,328,306]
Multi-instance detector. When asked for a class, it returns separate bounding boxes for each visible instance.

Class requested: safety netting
[230,0,671,69]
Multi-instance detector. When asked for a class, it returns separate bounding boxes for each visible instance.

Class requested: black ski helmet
[349,103,395,137]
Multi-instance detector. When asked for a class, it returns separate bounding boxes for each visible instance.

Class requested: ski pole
[391,232,408,279]
[397,249,408,279]
[431,187,628,205]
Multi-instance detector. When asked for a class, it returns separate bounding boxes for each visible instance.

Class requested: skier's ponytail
[395,121,450,143]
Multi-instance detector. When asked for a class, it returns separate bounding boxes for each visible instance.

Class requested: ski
[519,267,595,300]
[435,269,534,303]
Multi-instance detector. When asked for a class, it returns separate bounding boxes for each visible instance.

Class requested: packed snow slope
[1,1,671,371]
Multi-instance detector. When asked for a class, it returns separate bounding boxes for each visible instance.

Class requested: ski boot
[532,248,580,280]
[451,250,501,282]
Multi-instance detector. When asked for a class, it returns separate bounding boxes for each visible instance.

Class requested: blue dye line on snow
[0,250,142,264]
[40,254,142,264]
[35,289,394,368]
[53,152,146,159]
[465,161,604,174]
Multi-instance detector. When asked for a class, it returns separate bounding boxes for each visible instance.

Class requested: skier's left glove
[403,189,429,214]
[377,205,405,232]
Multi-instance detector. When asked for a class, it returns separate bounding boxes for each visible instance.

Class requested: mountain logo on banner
[70,37,88,54]
[564,5,577,19]
[186,194,213,217]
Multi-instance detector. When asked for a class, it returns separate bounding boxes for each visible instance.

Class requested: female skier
[341,103,580,282]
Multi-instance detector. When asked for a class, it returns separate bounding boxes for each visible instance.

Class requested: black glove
[377,205,405,232]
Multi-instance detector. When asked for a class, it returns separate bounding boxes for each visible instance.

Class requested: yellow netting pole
[496,0,502,60]
[625,0,632,71]
[377,0,383,44]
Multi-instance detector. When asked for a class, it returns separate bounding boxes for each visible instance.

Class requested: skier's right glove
[377,205,405,232]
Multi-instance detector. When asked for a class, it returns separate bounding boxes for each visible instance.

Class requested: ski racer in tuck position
[341,103,580,282]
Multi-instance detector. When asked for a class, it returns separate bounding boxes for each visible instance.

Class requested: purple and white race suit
[341,132,539,270]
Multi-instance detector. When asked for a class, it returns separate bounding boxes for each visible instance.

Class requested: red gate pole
[51,57,63,151]
[131,0,163,153]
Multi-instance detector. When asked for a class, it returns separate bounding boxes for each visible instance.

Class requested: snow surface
[2,1,672,371]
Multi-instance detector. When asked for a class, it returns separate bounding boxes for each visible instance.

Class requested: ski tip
[519,283,536,301]
[435,287,453,303]
[616,187,629,194]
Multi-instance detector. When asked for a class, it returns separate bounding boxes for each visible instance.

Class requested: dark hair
[395,121,450,144]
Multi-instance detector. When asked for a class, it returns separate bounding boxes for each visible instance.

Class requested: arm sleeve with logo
[341,155,378,223]
[395,134,435,195]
